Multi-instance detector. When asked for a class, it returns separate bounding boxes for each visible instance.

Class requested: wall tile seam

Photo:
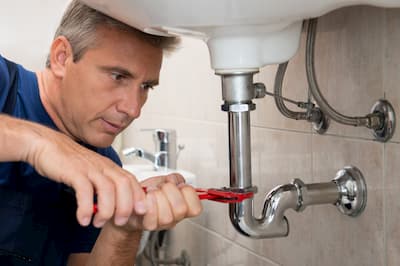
[251,124,312,134]
[311,131,397,144]
[383,139,387,266]
[140,113,313,135]
[137,111,400,145]
[141,113,400,144]
[184,220,281,266]
[386,140,400,144]
[310,124,315,180]
[143,113,228,125]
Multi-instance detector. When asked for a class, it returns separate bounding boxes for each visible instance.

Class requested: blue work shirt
[0,54,122,265]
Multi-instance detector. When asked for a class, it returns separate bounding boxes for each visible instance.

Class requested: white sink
[82,0,400,70]
[123,164,197,186]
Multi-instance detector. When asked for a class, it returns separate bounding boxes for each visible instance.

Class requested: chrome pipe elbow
[229,183,298,238]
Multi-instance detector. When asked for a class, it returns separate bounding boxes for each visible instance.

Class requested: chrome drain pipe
[218,71,367,238]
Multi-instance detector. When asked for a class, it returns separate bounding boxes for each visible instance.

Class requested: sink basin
[82,0,400,70]
[123,164,197,186]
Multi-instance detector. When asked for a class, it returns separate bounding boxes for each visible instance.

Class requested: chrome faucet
[123,129,180,170]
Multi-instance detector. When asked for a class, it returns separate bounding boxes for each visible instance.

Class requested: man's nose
[117,88,143,118]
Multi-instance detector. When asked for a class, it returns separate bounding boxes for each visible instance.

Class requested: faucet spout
[123,147,155,162]
[123,147,169,171]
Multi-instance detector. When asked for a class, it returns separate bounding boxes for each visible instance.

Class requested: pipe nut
[221,103,256,112]
[292,178,307,212]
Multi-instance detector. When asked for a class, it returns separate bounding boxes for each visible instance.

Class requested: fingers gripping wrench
[93,187,254,213]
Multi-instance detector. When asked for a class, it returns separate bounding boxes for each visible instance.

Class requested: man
[0,0,202,265]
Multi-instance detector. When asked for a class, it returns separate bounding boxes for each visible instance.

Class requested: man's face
[59,26,163,147]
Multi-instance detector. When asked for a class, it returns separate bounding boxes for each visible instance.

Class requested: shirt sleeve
[67,222,101,254]
[105,146,123,166]
[0,54,13,111]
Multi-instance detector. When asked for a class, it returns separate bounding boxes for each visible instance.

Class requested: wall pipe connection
[274,61,330,134]
[217,71,367,238]
[306,18,396,142]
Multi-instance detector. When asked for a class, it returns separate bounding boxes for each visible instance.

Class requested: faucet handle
[140,128,176,152]
[140,128,179,169]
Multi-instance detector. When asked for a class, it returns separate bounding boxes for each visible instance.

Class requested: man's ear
[49,36,73,78]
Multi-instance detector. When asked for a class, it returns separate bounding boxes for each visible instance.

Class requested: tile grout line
[143,112,400,144]
[383,141,387,266]
[382,9,387,266]
[310,125,315,266]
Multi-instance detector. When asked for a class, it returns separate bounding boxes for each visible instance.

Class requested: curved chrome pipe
[219,72,367,239]
[230,184,298,238]
[221,71,302,238]
[227,105,297,238]
[222,72,302,238]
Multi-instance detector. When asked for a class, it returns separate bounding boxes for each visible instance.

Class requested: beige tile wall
[122,6,400,266]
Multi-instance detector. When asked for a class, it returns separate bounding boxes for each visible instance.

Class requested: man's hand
[30,128,147,228]
[67,174,202,266]
[0,115,147,228]
[119,174,203,232]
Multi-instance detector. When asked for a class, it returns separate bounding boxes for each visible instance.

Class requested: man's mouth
[101,118,124,134]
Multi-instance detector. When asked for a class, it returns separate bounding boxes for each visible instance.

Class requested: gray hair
[46,0,180,67]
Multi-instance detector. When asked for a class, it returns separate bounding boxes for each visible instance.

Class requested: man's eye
[140,83,154,91]
[111,72,125,81]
